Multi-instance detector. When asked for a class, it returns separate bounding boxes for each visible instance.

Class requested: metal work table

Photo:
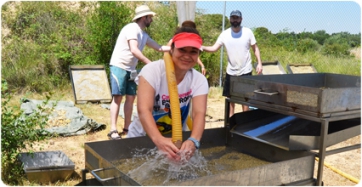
[224,97,361,186]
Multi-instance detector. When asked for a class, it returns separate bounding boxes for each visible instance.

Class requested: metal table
[224,97,361,186]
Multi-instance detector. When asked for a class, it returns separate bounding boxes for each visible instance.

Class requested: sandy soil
[22,96,360,186]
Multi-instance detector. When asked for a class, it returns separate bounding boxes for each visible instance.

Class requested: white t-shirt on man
[109,22,152,71]
[216,26,257,76]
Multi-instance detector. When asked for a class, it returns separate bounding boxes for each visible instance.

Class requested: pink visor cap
[172,33,203,51]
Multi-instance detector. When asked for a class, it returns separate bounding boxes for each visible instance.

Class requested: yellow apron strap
[186,115,193,131]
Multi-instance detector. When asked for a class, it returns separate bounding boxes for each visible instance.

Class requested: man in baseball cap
[202,9,263,117]
[230,10,243,28]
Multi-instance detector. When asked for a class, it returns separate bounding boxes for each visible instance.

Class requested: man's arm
[147,38,171,52]
[202,43,222,52]
[129,39,152,64]
[251,43,263,75]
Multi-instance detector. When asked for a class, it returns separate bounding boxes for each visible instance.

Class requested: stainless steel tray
[84,128,316,186]
[19,151,75,183]
[229,109,361,151]
[256,61,286,75]
[286,63,318,74]
[230,73,361,117]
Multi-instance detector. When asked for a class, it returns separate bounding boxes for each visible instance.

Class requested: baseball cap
[230,10,242,17]
[172,33,203,51]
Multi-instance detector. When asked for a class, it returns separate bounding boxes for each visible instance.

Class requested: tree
[86,2,132,67]
[322,33,350,57]
[312,30,330,45]
[254,27,279,48]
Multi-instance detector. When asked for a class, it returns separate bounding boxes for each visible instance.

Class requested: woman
[167,20,207,75]
[128,27,209,161]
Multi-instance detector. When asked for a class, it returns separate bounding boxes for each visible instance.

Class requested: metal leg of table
[316,119,329,186]
[225,98,230,144]
[81,169,89,185]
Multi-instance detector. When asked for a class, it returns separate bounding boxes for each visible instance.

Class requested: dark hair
[173,21,197,36]
[181,20,196,29]
[174,27,200,36]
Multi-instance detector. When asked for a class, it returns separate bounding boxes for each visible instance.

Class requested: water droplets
[128,147,211,185]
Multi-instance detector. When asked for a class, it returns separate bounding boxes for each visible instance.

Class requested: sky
[195,1,361,34]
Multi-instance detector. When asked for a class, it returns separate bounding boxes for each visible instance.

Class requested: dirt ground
[22,92,360,186]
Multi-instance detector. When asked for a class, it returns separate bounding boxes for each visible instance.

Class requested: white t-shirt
[109,22,151,71]
[216,27,257,76]
[128,60,209,137]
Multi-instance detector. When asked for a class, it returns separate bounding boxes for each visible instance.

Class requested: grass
[207,86,224,100]
[260,47,361,76]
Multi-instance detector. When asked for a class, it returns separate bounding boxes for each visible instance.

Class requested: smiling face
[171,46,200,71]
[170,28,202,74]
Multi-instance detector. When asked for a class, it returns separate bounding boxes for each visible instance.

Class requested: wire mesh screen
[196,1,360,34]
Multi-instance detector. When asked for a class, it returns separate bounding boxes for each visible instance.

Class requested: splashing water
[112,146,270,185]
[127,147,211,185]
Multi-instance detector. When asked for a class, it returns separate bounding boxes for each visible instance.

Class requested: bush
[86,1,133,69]
[321,33,351,57]
[1,80,54,185]
[296,38,320,53]
[1,1,87,92]
[322,43,350,57]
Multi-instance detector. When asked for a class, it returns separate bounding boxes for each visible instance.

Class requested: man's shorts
[110,66,137,96]
[222,72,252,97]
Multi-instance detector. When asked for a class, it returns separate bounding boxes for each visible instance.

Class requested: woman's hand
[154,137,196,162]
[154,136,181,160]
[179,139,197,160]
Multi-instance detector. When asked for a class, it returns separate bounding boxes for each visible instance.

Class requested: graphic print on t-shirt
[153,90,192,134]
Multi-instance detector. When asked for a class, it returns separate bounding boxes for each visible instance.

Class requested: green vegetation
[1,80,54,185]
[86,1,133,68]
[1,1,360,93]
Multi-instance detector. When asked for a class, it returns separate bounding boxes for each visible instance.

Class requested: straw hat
[132,5,156,21]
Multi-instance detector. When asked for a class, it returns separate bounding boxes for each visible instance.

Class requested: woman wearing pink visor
[128,27,209,161]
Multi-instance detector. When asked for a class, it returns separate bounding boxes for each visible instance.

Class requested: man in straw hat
[108,5,170,140]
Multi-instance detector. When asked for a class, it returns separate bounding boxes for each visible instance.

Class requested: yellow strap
[186,115,193,131]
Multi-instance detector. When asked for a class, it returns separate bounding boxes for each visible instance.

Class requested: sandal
[119,128,128,136]
[107,130,121,140]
